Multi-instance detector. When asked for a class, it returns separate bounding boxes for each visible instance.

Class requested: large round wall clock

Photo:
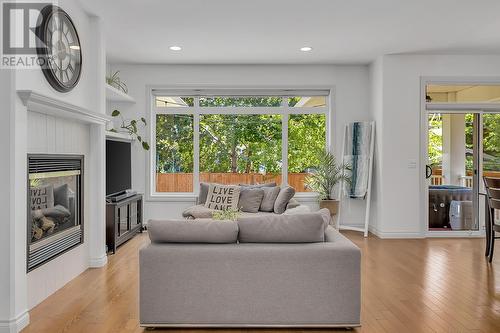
[36,5,82,93]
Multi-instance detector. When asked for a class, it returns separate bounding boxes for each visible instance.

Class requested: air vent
[28,156,82,173]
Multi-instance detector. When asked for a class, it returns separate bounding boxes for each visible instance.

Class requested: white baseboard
[89,254,108,268]
[0,310,29,333]
[426,230,485,238]
[368,225,424,239]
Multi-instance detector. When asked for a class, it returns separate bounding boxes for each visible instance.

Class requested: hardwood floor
[23,231,500,333]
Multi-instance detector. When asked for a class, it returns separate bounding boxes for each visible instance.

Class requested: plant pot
[319,199,339,217]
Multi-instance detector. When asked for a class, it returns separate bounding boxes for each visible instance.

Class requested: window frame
[147,88,332,201]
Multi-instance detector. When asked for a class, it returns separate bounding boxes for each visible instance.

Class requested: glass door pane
[483,113,500,224]
[427,112,479,231]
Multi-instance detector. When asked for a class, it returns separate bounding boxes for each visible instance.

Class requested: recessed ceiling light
[169,46,182,51]
[300,46,313,52]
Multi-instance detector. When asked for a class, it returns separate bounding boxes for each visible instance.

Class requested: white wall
[3,0,107,327]
[26,113,91,309]
[0,69,30,332]
[107,64,371,226]
[371,54,500,238]
[368,57,384,234]
[15,0,100,112]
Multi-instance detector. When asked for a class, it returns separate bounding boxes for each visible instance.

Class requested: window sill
[146,193,197,202]
[294,192,319,202]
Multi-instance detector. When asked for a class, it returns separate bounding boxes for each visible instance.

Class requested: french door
[424,109,500,235]
[423,81,500,236]
[425,111,480,233]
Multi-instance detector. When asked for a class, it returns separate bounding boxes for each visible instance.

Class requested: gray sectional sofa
[140,211,361,328]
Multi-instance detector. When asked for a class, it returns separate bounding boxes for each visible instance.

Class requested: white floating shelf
[105,131,134,142]
[106,84,136,103]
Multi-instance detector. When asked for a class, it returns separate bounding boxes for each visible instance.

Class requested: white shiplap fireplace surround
[16,90,110,315]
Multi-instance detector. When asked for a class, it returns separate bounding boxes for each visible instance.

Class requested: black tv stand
[106,193,143,254]
[106,190,137,203]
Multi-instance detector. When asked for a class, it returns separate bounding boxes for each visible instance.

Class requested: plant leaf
[108,128,117,133]
[142,141,150,150]
[111,110,120,117]
[137,136,142,142]
[141,117,147,125]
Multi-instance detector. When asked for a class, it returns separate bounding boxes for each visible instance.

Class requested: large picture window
[151,91,330,195]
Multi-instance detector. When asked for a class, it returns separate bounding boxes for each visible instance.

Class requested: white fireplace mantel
[17,89,109,310]
[17,90,111,125]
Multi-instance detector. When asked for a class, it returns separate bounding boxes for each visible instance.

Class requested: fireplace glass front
[28,155,83,271]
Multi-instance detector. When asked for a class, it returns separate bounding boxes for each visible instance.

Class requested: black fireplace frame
[27,153,84,272]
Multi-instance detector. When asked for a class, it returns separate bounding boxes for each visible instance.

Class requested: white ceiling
[79,0,500,65]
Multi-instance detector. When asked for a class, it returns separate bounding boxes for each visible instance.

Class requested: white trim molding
[17,90,111,125]
[0,310,29,333]
[368,226,425,239]
[147,88,331,200]
[88,254,108,268]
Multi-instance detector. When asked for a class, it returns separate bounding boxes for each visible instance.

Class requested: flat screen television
[106,140,131,196]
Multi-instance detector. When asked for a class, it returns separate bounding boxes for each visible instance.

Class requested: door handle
[426,165,433,179]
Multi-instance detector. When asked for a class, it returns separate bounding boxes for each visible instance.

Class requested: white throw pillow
[204,184,240,211]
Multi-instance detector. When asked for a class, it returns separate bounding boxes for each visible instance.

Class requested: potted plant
[106,70,128,94]
[109,110,150,150]
[305,150,351,218]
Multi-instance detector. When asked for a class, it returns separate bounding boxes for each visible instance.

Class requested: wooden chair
[484,177,500,262]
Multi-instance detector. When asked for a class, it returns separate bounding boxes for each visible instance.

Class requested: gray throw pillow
[259,186,281,212]
[237,212,327,243]
[198,182,210,205]
[239,182,277,188]
[40,205,71,224]
[54,184,70,209]
[274,186,296,214]
[286,198,300,210]
[148,219,238,243]
[238,188,265,213]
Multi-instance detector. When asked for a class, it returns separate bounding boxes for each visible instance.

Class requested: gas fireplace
[27,154,83,272]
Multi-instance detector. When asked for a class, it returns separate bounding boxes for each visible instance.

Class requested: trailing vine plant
[109,110,150,150]
[106,71,128,93]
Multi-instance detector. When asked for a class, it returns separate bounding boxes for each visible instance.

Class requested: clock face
[36,6,82,93]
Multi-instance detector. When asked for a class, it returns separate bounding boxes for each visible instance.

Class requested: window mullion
[281,97,289,187]
[193,97,200,195]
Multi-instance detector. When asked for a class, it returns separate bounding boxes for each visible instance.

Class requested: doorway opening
[423,82,500,236]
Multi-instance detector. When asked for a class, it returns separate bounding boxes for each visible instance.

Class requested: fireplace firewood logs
[32,210,56,240]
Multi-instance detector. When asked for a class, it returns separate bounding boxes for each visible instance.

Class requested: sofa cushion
[274,186,296,214]
[237,210,328,243]
[238,188,264,213]
[148,219,238,243]
[205,184,240,210]
[182,205,214,219]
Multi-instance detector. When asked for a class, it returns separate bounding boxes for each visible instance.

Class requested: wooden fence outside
[156,173,311,193]
[156,169,500,193]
